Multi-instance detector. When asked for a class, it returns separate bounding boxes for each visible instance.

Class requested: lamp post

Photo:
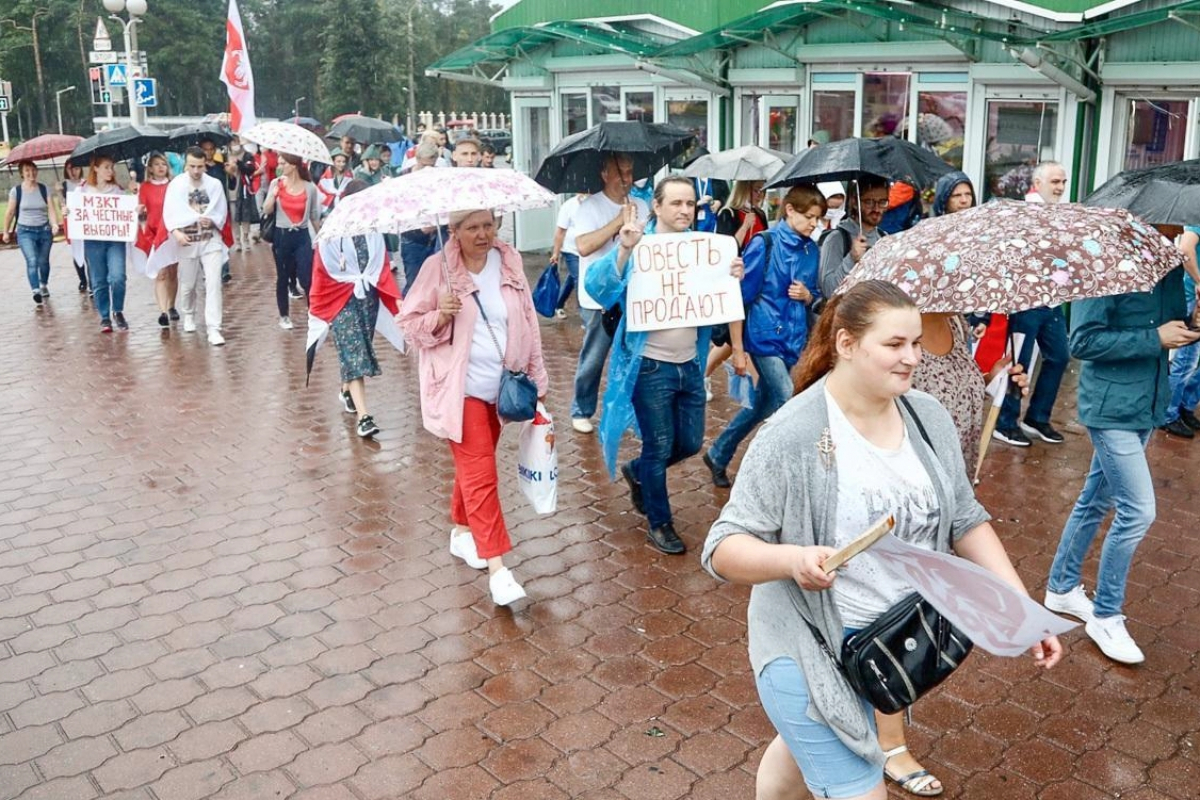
[292,96,306,120]
[102,0,148,127]
[55,86,77,134]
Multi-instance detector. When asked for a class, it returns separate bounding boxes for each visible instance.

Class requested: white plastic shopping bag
[518,403,558,514]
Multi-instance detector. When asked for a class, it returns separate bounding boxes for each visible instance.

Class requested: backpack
[817,223,887,253]
[13,183,49,221]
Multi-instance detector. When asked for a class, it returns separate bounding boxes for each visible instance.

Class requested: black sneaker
[621,461,645,515]
[340,390,356,414]
[114,312,129,331]
[702,452,732,488]
[222,272,232,284]
[993,426,1031,447]
[1159,418,1194,439]
[158,313,169,329]
[32,292,43,307]
[1020,419,1064,444]
[1181,408,1200,431]
[356,415,380,438]
[77,279,88,293]
[100,317,113,333]
[288,287,303,299]
[647,522,686,555]
[168,307,180,322]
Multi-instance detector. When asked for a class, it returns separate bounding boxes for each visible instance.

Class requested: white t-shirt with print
[465,250,507,403]
[574,191,649,310]
[826,389,942,630]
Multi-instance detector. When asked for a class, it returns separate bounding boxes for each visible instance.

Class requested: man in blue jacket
[1044,262,1199,664]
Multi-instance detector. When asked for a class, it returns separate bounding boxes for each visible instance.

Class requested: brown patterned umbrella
[841,200,1183,313]
[2,134,84,166]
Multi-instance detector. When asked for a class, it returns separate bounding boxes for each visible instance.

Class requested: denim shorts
[756,657,882,799]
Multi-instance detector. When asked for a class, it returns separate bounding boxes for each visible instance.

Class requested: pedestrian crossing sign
[133,78,157,108]
[105,63,128,88]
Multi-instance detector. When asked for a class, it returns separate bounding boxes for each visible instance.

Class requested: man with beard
[166,147,229,345]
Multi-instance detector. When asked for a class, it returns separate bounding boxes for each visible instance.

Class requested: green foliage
[0,0,507,140]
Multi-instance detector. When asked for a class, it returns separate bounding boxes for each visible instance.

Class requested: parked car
[476,128,512,155]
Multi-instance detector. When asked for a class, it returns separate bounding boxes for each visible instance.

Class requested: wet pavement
[0,240,1198,800]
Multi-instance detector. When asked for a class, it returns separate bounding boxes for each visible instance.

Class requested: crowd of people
[6,124,1199,799]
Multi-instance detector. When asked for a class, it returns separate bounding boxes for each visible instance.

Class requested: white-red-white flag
[220,0,257,134]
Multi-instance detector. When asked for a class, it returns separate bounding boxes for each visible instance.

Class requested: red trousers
[449,398,512,559]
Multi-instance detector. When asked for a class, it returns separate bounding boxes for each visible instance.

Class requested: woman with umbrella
[398,208,548,607]
[135,152,178,328]
[262,154,321,329]
[82,156,131,333]
[2,160,62,309]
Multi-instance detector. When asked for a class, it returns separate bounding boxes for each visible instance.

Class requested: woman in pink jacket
[399,209,549,606]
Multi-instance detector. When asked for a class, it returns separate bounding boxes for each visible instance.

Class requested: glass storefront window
[984,100,1058,200]
[741,93,761,149]
[592,86,622,124]
[861,73,911,138]
[915,91,967,169]
[625,91,654,123]
[667,98,709,148]
[767,99,799,154]
[812,91,854,144]
[562,93,587,136]
[1123,99,1189,171]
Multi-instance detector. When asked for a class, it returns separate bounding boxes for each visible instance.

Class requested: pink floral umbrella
[317,167,557,241]
[240,121,330,164]
[841,201,1184,313]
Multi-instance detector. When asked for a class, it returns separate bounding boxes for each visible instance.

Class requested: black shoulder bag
[805,396,973,714]
[471,292,539,423]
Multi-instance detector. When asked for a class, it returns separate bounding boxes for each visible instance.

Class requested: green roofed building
[429,1,1200,249]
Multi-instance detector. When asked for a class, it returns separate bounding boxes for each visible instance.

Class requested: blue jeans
[84,240,127,320]
[707,353,793,469]
[998,306,1069,429]
[556,252,578,310]
[629,357,706,528]
[1047,427,1154,618]
[16,224,52,291]
[1166,284,1200,422]
[570,307,614,419]
[757,658,880,799]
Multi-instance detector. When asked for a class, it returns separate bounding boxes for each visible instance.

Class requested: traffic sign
[92,18,112,52]
[105,64,129,88]
[132,78,157,108]
[0,98,9,112]
[89,51,118,64]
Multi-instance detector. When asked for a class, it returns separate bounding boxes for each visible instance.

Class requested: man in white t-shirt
[549,192,587,319]
[569,154,650,433]
[167,147,230,345]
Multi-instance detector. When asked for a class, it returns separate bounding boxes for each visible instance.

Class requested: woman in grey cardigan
[262,154,321,329]
[702,280,1061,800]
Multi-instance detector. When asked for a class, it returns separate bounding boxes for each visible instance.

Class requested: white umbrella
[240,121,330,164]
[681,144,793,182]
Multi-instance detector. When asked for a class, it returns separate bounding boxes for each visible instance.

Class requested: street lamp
[102,0,149,127]
[55,86,77,134]
[293,96,306,120]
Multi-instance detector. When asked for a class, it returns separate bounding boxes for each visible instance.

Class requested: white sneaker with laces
[207,329,226,346]
[1044,584,1094,621]
[571,417,594,434]
[1085,614,1144,664]
[279,316,294,330]
[183,314,196,333]
[449,528,487,569]
[489,567,527,606]
[555,308,566,320]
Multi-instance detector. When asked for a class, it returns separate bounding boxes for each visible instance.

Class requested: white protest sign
[870,534,1077,657]
[66,193,138,242]
[624,232,744,332]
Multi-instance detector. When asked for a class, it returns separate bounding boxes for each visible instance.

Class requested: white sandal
[883,745,943,797]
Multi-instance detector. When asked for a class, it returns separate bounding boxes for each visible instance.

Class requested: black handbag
[258,209,276,243]
[471,293,538,423]
[804,396,973,714]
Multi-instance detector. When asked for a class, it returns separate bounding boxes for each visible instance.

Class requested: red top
[279,186,307,225]
[742,209,768,241]
[135,180,169,255]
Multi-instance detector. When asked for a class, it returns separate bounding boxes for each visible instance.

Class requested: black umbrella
[534,121,697,193]
[327,115,402,144]
[1083,159,1200,226]
[166,122,232,151]
[68,125,170,166]
[766,136,954,190]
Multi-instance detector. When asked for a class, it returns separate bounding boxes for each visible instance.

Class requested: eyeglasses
[860,199,890,209]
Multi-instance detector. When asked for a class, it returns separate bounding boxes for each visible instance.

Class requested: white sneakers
[571,417,594,434]
[704,376,714,402]
[489,567,527,606]
[183,314,197,333]
[1044,584,1094,621]
[449,528,486,570]
[279,316,294,330]
[207,329,225,346]
[1086,615,1145,664]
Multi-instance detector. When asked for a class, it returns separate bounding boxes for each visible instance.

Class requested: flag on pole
[220,0,257,134]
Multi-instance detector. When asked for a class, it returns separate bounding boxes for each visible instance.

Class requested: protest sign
[66,193,138,242]
[624,232,743,332]
[871,534,1077,657]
